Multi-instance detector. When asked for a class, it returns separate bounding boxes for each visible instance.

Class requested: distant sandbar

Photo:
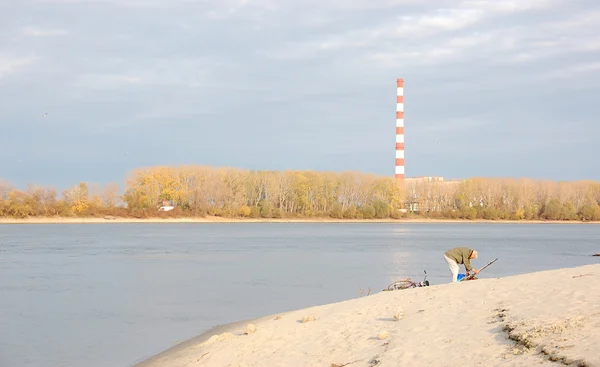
[1,216,599,224]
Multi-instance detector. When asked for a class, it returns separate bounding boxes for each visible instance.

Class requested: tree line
[1,165,600,221]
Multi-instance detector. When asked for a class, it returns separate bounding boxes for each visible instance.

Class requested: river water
[1,223,598,367]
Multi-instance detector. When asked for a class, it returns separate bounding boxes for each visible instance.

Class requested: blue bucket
[457,273,466,281]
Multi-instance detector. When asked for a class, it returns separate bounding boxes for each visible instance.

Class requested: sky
[1,0,600,190]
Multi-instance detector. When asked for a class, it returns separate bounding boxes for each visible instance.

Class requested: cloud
[536,62,600,82]
[74,74,143,89]
[256,0,582,73]
[21,26,68,37]
[30,0,175,5]
[458,0,554,13]
[260,7,488,60]
[397,8,485,34]
[413,117,493,134]
[69,57,221,92]
[0,56,37,79]
[1,0,600,186]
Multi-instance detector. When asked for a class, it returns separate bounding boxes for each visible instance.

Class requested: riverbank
[1,216,600,224]
[135,264,600,367]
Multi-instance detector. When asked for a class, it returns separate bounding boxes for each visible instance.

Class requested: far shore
[1,216,600,224]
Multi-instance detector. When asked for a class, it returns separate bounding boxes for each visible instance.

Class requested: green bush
[360,205,376,219]
[329,203,343,219]
[372,199,390,218]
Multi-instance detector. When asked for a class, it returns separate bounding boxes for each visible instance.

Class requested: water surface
[0,223,598,367]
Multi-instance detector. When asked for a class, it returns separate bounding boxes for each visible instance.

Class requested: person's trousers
[444,254,459,282]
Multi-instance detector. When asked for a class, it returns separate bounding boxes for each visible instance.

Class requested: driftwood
[358,287,372,297]
[331,359,363,367]
[572,274,593,278]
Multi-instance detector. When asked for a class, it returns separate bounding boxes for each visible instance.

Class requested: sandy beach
[135,264,600,367]
[1,216,599,224]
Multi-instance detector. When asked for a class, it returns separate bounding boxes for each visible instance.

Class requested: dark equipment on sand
[385,270,430,291]
[459,258,498,282]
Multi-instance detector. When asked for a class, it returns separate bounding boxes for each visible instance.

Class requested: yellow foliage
[71,200,89,214]
[239,205,251,217]
[3,165,600,220]
[514,208,525,220]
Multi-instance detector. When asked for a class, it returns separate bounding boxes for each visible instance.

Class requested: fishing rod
[460,257,498,282]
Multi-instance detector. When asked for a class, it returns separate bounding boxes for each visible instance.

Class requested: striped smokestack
[395,78,404,180]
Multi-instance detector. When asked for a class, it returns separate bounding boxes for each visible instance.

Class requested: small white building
[158,200,175,212]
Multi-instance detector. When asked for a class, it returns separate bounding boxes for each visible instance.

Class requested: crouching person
[444,247,479,282]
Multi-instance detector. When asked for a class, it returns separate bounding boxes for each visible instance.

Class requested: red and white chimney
[395,78,405,180]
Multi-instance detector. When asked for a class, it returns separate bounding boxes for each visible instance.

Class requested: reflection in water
[386,250,412,283]
[390,225,408,234]
[0,223,598,367]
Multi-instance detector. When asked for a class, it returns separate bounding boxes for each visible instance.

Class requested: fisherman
[444,247,479,282]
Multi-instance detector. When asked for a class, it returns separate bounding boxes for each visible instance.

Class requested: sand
[134,264,600,367]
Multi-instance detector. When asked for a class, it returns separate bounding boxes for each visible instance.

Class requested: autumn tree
[2,167,600,221]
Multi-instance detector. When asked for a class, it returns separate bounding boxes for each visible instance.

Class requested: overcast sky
[1,0,599,189]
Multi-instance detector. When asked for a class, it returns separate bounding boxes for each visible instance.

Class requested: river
[1,223,598,367]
